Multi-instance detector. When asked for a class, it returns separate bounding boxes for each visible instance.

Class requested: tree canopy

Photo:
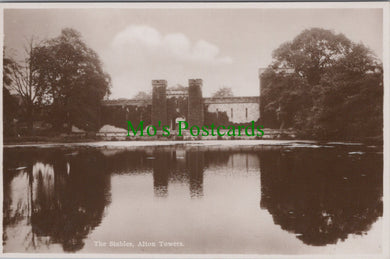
[133,91,151,100]
[32,28,111,132]
[212,87,234,98]
[261,28,382,141]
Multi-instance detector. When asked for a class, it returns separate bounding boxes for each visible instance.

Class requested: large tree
[32,28,111,132]
[261,28,382,141]
[3,39,44,134]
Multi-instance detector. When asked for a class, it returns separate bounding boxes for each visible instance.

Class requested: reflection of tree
[3,149,111,252]
[259,149,383,246]
[4,147,207,252]
[33,151,111,252]
[102,149,150,174]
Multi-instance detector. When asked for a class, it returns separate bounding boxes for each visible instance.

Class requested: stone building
[102,76,263,130]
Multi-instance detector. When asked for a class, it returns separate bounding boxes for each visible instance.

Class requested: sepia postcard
[0,2,389,259]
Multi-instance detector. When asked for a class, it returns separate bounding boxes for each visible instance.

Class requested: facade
[102,77,263,130]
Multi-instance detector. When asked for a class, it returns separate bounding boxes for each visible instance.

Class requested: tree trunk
[25,103,34,136]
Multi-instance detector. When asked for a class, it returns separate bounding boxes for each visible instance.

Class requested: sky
[3,7,383,99]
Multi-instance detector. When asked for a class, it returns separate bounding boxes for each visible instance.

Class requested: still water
[2,142,383,254]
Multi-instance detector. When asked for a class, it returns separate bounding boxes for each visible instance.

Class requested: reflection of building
[153,152,171,197]
[152,149,205,198]
[151,150,260,199]
[187,151,204,198]
[259,150,383,246]
[4,147,383,253]
[204,151,259,173]
[102,78,262,130]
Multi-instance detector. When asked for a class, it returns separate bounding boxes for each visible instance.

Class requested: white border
[0,2,389,259]
[0,1,388,8]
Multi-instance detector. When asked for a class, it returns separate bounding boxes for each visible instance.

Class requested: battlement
[152,80,168,87]
[189,79,203,87]
[152,79,168,126]
[204,96,259,104]
[167,89,188,98]
[103,99,151,106]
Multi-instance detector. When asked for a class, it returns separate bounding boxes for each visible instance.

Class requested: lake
[2,141,383,254]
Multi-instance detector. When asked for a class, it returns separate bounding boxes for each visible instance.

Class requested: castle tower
[152,80,168,127]
[188,79,204,127]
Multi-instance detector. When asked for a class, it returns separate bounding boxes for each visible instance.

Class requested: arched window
[231,108,233,118]
[245,108,248,119]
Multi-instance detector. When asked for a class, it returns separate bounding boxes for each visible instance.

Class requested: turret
[151,80,168,127]
[188,79,204,127]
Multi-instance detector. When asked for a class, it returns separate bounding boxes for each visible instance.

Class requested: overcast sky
[4,8,383,99]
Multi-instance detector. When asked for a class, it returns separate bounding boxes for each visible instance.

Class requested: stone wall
[101,103,151,129]
[204,97,260,124]
[101,79,261,130]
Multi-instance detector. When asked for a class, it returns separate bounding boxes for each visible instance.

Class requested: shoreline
[2,139,370,149]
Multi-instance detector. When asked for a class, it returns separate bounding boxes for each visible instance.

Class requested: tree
[3,53,19,136]
[260,69,310,129]
[133,91,151,100]
[32,28,111,132]
[4,39,44,134]
[272,28,353,86]
[169,84,187,91]
[212,87,234,98]
[3,51,13,86]
[261,28,382,141]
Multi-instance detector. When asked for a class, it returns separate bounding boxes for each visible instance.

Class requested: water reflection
[150,150,205,198]
[3,150,111,252]
[3,146,383,253]
[259,149,383,246]
[187,151,204,198]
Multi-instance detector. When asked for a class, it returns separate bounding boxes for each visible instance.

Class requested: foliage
[3,54,19,136]
[261,28,383,141]
[3,40,43,134]
[3,53,13,86]
[212,87,234,98]
[169,84,187,91]
[32,28,111,132]
[133,91,151,100]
